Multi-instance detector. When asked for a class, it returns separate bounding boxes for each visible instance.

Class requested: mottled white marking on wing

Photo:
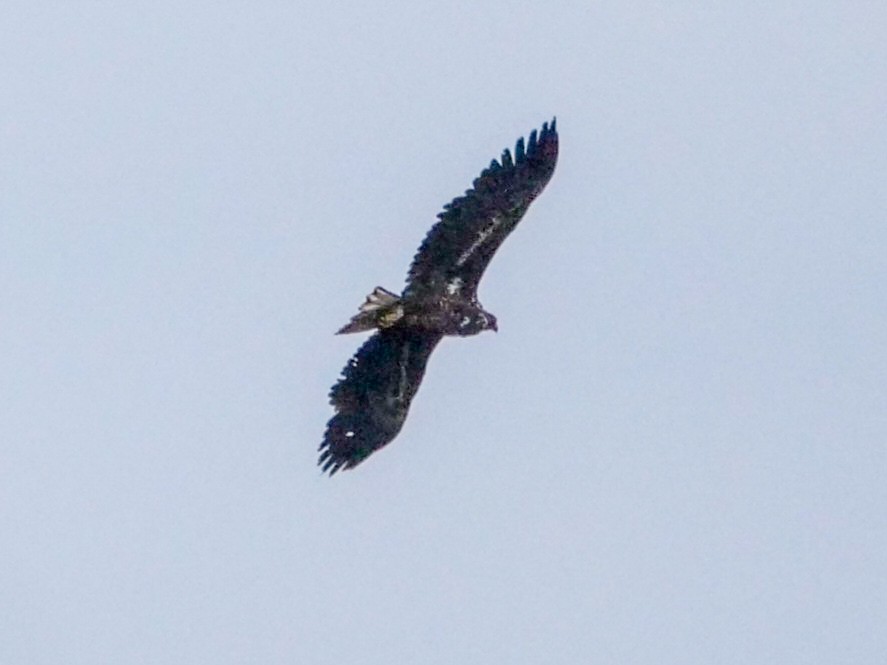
[455,215,504,268]
[388,340,411,410]
[446,276,463,295]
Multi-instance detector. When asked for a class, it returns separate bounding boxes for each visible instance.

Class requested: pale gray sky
[2,2,886,663]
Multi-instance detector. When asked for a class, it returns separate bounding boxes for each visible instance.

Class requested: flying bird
[319,119,559,475]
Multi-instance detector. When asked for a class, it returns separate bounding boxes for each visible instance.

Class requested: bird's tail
[336,287,404,334]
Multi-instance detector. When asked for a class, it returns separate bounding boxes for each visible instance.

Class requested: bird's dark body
[319,119,559,475]
[393,300,495,336]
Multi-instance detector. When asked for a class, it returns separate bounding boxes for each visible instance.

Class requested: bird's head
[456,309,497,336]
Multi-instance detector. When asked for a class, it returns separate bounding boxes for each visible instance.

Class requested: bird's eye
[460,316,471,327]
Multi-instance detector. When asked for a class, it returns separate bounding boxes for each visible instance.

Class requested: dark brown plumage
[319,119,559,475]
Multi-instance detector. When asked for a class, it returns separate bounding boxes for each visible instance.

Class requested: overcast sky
[2,2,886,664]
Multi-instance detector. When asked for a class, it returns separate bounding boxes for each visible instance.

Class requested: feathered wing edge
[404,118,559,299]
[319,328,443,475]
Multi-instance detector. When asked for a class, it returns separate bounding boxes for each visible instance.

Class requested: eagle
[319,119,559,475]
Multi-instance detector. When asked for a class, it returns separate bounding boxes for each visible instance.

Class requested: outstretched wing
[319,327,443,475]
[405,119,559,300]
